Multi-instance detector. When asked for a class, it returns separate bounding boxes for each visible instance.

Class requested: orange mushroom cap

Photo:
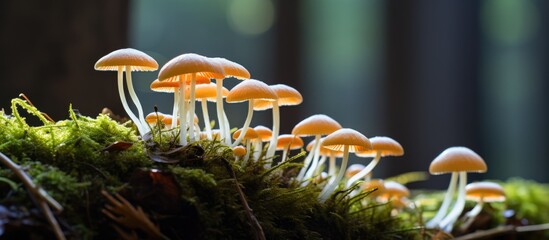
[377,181,410,200]
[465,182,506,202]
[321,128,372,153]
[254,125,273,142]
[158,53,224,82]
[213,57,251,80]
[184,83,228,101]
[361,179,385,197]
[253,84,303,110]
[226,79,278,103]
[145,112,165,124]
[233,146,247,157]
[429,147,487,175]
[292,114,342,137]
[232,128,259,140]
[95,48,158,71]
[355,136,404,157]
[276,134,304,150]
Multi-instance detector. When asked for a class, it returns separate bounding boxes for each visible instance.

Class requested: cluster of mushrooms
[94,48,506,233]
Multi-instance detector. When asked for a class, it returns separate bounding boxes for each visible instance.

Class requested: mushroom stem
[281,146,289,163]
[231,100,254,147]
[461,200,484,230]
[188,73,197,142]
[178,77,188,146]
[125,66,147,133]
[265,102,280,160]
[315,155,328,176]
[201,99,212,140]
[440,171,467,232]
[297,135,320,181]
[319,145,350,202]
[242,140,252,166]
[328,152,337,178]
[302,143,322,185]
[426,172,459,228]
[171,91,180,129]
[346,151,382,188]
[215,79,230,145]
[117,67,144,136]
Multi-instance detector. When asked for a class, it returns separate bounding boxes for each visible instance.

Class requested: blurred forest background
[1,0,548,189]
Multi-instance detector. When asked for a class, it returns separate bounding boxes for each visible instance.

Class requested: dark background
[1,0,548,188]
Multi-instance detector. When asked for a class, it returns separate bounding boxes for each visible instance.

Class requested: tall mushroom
[253,125,273,160]
[346,136,404,188]
[95,48,158,136]
[158,53,224,145]
[253,84,303,160]
[428,147,487,232]
[318,128,372,202]
[211,58,250,145]
[292,114,342,181]
[226,79,278,147]
[185,83,228,140]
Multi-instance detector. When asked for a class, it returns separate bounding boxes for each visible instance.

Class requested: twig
[454,223,549,240]
[221,158,266,240]
[0,152,65,239]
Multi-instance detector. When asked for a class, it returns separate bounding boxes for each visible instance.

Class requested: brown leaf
[101,141,134,152]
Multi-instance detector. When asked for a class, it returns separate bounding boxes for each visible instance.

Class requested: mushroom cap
[232,128,259,140]
[429,147,487,175]
[361,179,385,197]
[95,48,158,71]
[378,181,410,200]
[233,146,247,157]
[276,134,304,150]
[355,136,404,157]
[466,182,506,202]
[158,53,224,82]
[345,164,366,179]
[213,57,251,80]
[306,138,345,157]
[253,84,303,110]
[321,128,372,153]
[254,125,273,142]
[161,115,179,126]
[185,83,228,101]
[145,112,165,124]
[291,114,342,137]
[226,79,278,103]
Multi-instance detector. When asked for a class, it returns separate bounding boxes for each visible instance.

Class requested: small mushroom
[318,128,372,202]
[275,134,304,163]
[232,128,259,166]
[460,181,505,230]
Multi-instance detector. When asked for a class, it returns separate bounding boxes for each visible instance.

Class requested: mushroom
[428,147,487,232]
[460,181,505,230]
[226,79,278,147]
[347,136,404,188]
[211,58,250,145]
[145,111,165,129]
[318,128,372,202]
[158,53,224,145]
[253,84,303,160]
[292,114,342,181]
[95,48,158,136]
[253,125,273,160]
[275,134,304,163]
[360,179,385,198]
[232,128,259,166]
[233,145,247,162]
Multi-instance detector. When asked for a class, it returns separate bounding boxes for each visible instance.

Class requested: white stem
[201,99,212,140]
[223,112,231,143]
[302,142,322,185]
[461,201,484,230]
[242,140,251,166]
[297,135,320,180]
[125,66,147,133]
[346,151,381,188]
[188,74,197,142]
[171,91,180,129]
[266,102,280,160]
[426,172,459,228]
[440,171,467,232]
[231,100,254,147]
[281,148,288,163]
[319,145,349,202]
[328,154,337,178]
[315,155,327,175]
[215,79,231,145]
[179,78,188,146]
[117,67,144,136]
[253,140,262,160]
